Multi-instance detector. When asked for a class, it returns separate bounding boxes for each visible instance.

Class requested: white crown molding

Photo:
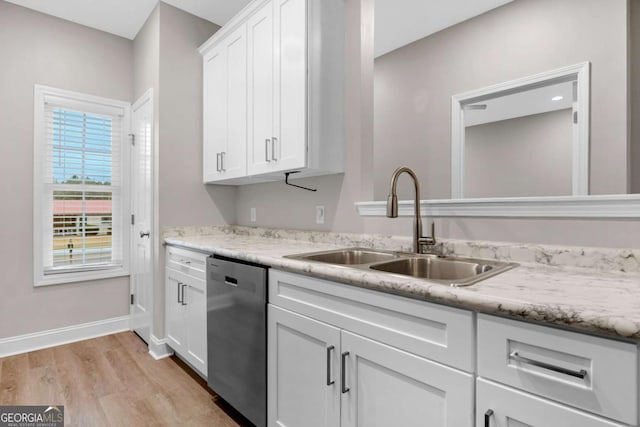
[355,194,640,218]
[148,334,173,360]
[0,316,130,358]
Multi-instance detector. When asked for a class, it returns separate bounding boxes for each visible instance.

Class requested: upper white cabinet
[200,0,344,184]
[203,23,248,182]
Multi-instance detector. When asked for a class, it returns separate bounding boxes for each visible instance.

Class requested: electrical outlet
[250,207,256,223]
[316,205,325,224]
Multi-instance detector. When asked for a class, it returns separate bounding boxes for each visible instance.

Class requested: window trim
[33,85,131,287]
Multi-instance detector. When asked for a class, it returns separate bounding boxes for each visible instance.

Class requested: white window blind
[34,86,130,286]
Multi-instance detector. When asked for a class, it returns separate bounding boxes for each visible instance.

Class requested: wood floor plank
[0,332,255,426]
[28,347,55,369]
[0,354,31,405]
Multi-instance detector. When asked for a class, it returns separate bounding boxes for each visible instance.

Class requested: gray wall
[234,0,375,233]
[137,3,232,338]
[0,1,133,338]
[373,0,629,200]
[632,0,640,193]
[464,109,573,198]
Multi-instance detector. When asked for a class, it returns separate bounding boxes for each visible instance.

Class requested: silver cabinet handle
[326,346,335,386]
[220,151,226,172]
[272,136,278,161]
[179,259,191,265]
[181,284,187,306]
[484,409,493,427]
[265,139,271,162]
[139,231,150,238]
[509,351,587,379]
[341,351,350,393]
[216,152,221,172]
[177,282,183,304]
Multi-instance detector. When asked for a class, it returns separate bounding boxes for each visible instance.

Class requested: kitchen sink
[286,248,517,286]
[369,256,516,286]
[285,248,400,265]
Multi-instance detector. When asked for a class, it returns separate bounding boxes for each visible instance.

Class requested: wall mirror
[451,62,589,199]
[371,0,639,210]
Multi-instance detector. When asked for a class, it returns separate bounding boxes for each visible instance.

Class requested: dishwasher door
[207,256,267,427]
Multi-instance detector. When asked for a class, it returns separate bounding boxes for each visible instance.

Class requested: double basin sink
[286,248,517,286]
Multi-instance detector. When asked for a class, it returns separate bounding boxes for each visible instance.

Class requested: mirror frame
[450,62,591,199]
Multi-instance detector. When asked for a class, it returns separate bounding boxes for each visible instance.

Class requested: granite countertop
[164,228,640,341]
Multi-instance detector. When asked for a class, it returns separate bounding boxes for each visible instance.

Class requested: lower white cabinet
[340,330,473,427]
[165,247,208,377]
[477,379,627,427]
[268,305,340,427]
[268,302,474,427]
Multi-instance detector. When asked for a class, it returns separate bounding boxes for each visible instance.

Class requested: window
[34,85,130,286]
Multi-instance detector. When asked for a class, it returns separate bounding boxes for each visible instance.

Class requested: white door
[273,0,307,172]
[340,331,474,427]
[476,379,627,427]
[247,0,275,176]
[130,89,153,343]
[268,305,341,427]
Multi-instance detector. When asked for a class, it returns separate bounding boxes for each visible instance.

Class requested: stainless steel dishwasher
[206,255,268,427]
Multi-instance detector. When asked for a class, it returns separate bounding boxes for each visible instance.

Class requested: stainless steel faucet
[387,166,436,253]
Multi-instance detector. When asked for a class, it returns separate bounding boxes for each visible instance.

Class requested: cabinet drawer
[477,314,638,425]
[165,266,206,293]
[166,246,208,280]
[269,270,474,372]
[477,378,626,427]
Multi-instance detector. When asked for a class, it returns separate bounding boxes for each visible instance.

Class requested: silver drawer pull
[509,351,587,379]
[326,346,335,386]
[265,139,272,162]
[179,259,191,265]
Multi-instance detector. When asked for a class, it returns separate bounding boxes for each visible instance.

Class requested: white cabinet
[477,379,627,427]
[268,305,341,427]
[340,331,473,427]
[164,246,208,377]
[247,0,307,176]
[268,271,475,427]
[203,23,247,182]
[477,314,638,426]
[200,0,344,184]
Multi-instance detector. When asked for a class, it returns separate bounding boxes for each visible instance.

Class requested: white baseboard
[0,315,130,358]
[148,334,173,360]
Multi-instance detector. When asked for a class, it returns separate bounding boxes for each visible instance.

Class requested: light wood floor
[0,332,254,427]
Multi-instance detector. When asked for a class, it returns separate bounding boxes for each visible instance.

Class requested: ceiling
[375,0,514,57]
[4,0,251,39]
[6,0,512,54]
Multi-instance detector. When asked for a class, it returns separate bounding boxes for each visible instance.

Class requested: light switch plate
[250,207,256,223]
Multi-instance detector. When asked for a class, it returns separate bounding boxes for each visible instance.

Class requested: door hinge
[131,214,135,225]
[130,294,134,305]
[129,133,136,146]
[573,111,578,124]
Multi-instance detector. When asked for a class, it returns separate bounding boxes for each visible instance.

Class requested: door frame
[129,88,155,343]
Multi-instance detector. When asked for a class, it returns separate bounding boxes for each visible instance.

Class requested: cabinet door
[203,25,247,182]
[165,268,186,353]
[341,331,474,427]
[221,23,247,180]
[268,305,341,427]
[203,43,227,182]
[476,378,627,427]
[247,0,275,176]
[185,280,207,377]
[272,0,307,171]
